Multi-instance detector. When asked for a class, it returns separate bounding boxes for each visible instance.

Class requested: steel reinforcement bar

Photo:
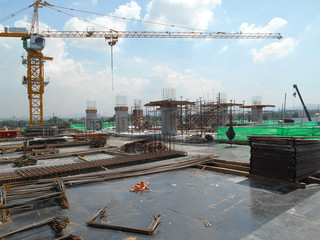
[0,151,187,184]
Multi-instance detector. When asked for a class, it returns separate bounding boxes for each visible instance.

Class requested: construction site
[1,1,320,240]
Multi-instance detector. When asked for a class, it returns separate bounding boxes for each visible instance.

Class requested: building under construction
[1,1,320,240]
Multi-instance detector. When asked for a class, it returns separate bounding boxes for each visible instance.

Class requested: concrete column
[115,106,129,133]
[161,106,177,136]
[252,107,263,124]
[86,109,97,130]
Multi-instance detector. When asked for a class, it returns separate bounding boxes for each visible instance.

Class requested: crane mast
[0,0,282,125]
[22,0,53,125]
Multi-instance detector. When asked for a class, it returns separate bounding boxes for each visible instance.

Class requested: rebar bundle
[0,178,69,223]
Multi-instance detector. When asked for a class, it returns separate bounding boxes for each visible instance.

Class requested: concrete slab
[1,167,319,240]
[0,137,319,240]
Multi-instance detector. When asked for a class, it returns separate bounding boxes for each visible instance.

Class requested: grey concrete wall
[161,107,177,136]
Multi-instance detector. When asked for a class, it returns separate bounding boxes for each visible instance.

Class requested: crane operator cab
[22,34,45,51]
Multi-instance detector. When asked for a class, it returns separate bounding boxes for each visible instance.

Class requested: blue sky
[0,0,319,119]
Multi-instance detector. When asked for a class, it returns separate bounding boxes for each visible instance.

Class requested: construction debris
[0,145,20,154]
[86,207,161,235]
[0,178,69,223]
[89,138,107,148]
[13,154,37,167]
[32,147,59,156]
[0,216,70,239]
[130,181,150,192]
[120,139,167,154]
[185,134,207,143]
[203,220,212,227]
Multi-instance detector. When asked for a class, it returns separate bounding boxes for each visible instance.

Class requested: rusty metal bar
[0,216,70,239]
[86,207,161,235]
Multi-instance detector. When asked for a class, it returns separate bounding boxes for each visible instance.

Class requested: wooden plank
[210,162,250,172]
[301,177,320,185]
[211,158,250,167]
[77,155,90,162]
[197,164,306,189]
[103,150,135,156]
[195,164,249,177]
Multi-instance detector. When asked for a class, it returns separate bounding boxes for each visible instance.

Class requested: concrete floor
[0,137,320,240]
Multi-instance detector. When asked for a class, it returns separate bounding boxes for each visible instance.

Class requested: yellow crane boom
[0,31,282,39]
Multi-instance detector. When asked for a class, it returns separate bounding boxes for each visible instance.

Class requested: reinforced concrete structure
[145,100,194,136]
[115,96,129,133]
[115,106,129,133]
[241,104,275,124]
[86,100,97,130]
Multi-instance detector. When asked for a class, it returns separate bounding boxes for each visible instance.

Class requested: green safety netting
[70,124,86,130]
[71,122,116,130]
[256,121,318,128]
[103,122,116,128]
[217,125,320,141]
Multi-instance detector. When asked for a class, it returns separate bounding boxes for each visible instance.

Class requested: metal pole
[293,84,312,121]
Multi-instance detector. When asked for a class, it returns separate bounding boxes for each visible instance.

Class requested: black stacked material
[23,125,59,137]
[249,136,320,182]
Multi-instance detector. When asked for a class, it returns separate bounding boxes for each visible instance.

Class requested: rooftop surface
[0,137,319,240]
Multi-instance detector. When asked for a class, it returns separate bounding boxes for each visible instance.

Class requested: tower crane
[0,0,283,126]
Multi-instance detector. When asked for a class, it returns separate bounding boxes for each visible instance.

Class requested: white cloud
[1,42,10,48]
[14,15,51,32]
[150,65,222,99]
[0,18,151,117]
[42,37,150,116]
[305,24,311,31]
[238,17,287,46]
[134,56,144,63]
[144,0,221,30]
[219,45,228,54]
[240,17,287,33]
[64,1,141,32]
[114,1,141,20]
[63,1,141,50]
[251,37,298,63]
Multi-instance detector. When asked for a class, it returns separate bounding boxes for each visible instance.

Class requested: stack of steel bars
[61,155,212,186]
[0,151,187,183]
[0,178,69,223]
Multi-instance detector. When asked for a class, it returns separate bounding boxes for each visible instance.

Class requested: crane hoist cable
[43,4,207,31]
[45,5,118,91]
[44,6,118,32]
[0,6,31,23]
[111,43,114,91]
